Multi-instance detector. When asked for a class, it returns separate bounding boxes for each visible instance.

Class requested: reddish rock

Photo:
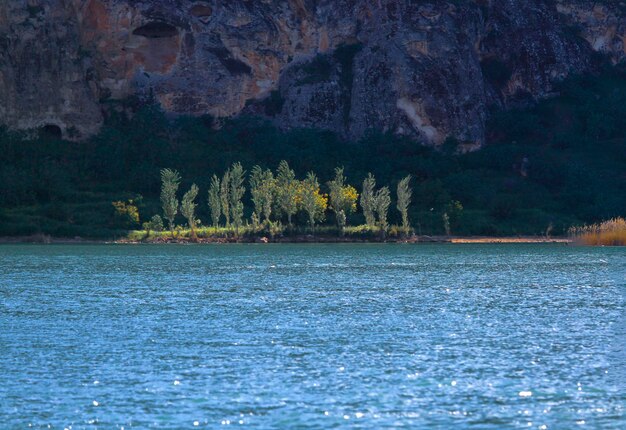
[0,0,622,142]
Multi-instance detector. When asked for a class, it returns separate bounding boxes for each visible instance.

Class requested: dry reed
[568,217,626,246]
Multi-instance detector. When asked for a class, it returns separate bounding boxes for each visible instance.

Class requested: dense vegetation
[0,67,624,239]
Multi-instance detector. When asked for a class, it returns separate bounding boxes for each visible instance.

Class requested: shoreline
[449,237,571,244]
[0,234,572,245]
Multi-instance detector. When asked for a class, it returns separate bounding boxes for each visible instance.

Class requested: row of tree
[155,161,412,239]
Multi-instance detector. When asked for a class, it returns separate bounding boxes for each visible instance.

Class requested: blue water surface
[0,244,624,429]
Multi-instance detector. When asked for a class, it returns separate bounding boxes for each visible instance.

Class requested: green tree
[181,184,199,240]
[328,167,358,234]
[160,168,181,236]
[142,214,164,237]
[374,186,391,233]
[275,160,298,226]
[360,173,376,227]
[229,162,246,235]
[396,175,412,234]
[250,211,261,232]
[300,172,327,233]
[208,174,221,228]
[220,169,231,227]
[249,165,275,222]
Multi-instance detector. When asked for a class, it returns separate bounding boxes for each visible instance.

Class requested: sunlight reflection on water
[0,243,624,428]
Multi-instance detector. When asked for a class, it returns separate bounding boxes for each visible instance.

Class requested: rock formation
[0,0,623,145]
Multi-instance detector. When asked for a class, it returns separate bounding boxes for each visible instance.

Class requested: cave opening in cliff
[40,124,62,139]
[132,22,179,38]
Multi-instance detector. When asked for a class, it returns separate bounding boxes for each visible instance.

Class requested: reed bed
[568,217,626,246]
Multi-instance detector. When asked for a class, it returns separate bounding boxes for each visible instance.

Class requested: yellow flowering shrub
[112,200,140,225]
[314,190,328,215]
[341,185,358,214]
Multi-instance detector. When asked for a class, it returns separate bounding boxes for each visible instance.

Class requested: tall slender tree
[160,168,181,237]
[360,173,376,227]
[181,184,199,240]
[374,186,391,233]
[208,174,221,228]
[276,160,298,226]
[396,175,412,234]
[229,162,246,235]
[220,169,231,227]
[443,212,451,236]
[328,167,358,234]
[249,165,275,222]
[301,172,327,233]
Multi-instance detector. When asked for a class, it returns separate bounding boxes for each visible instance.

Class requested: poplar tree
[396,175,412,234]
[181,184,199,240]
[374,186,391,233]
[301,172,326,233]
[443,212,451,236]
[208,174,221,228]
[328,167,358,233]
[160,168,181,237]
[276,160,298,226]
[360,173,376,227]
[249,165,275,222]
[220,169,231,227]
[229,162,246,235]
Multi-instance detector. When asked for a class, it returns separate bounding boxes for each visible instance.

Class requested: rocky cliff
[0,0,624,145]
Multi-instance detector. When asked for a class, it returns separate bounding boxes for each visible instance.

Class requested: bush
[112,199,140,228]
[142,214,164,233]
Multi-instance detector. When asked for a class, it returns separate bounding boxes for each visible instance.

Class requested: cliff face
[0,1,624,145]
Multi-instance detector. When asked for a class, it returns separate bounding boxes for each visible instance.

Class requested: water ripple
[0,244,624,428]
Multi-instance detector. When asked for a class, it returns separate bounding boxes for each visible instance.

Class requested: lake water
[0,244,624,428]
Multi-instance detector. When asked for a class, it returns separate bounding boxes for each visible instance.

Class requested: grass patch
[128,224,414,242]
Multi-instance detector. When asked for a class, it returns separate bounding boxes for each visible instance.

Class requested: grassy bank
[120,225,571,244]
[126,224,410,243]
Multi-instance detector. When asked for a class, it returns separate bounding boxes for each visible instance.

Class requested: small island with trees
[123,162,419,243]
[116,161,624,245]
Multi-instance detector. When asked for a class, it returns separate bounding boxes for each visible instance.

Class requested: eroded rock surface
[0,0,623,143]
